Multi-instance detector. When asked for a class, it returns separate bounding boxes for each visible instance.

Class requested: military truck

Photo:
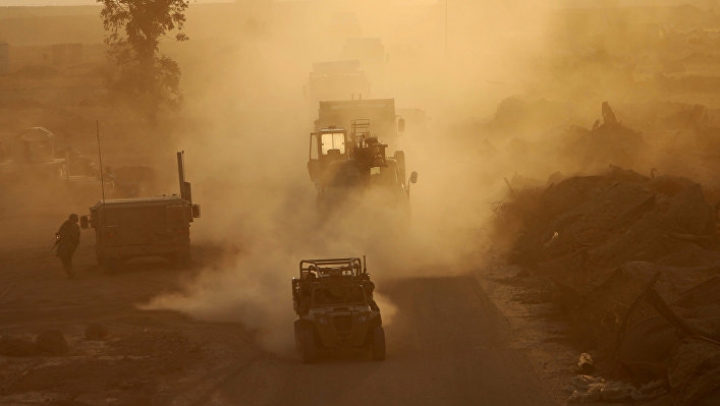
[80,151,200,270]
[291,257,385,363]
[305,60,371,107]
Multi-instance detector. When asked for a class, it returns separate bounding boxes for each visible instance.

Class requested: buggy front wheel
[371,326,386,361]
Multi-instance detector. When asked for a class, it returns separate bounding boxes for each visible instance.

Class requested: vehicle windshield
[311,285,367,306]
[321,132,346,155]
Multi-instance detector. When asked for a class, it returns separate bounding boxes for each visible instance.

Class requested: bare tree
[98,0,190,124]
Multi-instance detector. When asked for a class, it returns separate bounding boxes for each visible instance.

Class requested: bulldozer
[291,257,385,362]
[307,117,417,224]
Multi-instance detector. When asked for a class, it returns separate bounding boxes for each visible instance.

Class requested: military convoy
[80,151,200,270]
[291,257,385,363]
[293,97,420,362]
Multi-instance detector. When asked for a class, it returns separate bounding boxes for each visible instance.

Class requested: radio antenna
[96,120,106,203]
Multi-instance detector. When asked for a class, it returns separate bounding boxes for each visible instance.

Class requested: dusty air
[0,1,719,405]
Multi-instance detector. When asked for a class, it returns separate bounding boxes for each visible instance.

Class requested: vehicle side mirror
[192,204,201,219]
[398,117,406,133]
[80,215,90,229]
[409,171,418,184]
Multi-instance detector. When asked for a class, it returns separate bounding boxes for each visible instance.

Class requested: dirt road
[170,277,557,406]
[0,212,561,406]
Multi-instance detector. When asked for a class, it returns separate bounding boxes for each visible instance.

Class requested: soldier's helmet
[69,213,79,222]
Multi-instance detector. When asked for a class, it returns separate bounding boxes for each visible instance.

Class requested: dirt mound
[35,330,69,355]
[669,340,720,406]
[559,118,648,172]
[1,330,69,357]
[0,335,36,356]
[505,167,715,292]
[84,323,108,341]
[1,328,205,405]
[493,163,720,404]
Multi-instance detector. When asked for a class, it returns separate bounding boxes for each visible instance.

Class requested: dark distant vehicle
[305,60,371,106]
[342,37,387,89]
[0,128,116,201]
[291,257,385,363]
[0,127,67,182]
[80,151,200,270]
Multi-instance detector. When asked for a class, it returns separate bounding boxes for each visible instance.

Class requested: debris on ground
[577,352,595,375]
[491,113,720,404]
[564,374,667,403]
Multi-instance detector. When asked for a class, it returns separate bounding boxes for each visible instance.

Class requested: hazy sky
[0,0,232,6]
[0,0,707,9]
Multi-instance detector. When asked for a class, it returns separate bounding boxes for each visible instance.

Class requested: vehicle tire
[293,320,304,351]
[300,325,318,363]
[371,326,386,361]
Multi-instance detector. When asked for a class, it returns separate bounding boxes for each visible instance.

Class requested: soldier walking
[55,213,80,279]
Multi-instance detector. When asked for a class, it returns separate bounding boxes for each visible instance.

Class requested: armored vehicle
[80,151,200,270]
[291,257,385,363]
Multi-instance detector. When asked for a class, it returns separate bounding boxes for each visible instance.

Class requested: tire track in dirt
[165,354,267,406]
[172,276,559,406]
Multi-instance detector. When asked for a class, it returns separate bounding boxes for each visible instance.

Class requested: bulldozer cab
[308,127,349,183]
[307,119,391,185]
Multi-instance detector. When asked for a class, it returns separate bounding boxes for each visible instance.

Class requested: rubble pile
[494,165,720,405]
[505,168,715,281]
[557,115,649,173]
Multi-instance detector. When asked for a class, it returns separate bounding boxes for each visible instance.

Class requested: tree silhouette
[98,0,190,124]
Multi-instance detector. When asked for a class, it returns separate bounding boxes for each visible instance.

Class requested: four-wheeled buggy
[291,257,386,363]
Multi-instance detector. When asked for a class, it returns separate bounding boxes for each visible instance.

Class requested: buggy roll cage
[293,256,377,314]
[299,257,366,280]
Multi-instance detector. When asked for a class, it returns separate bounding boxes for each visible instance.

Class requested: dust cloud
[140,0,702,352]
